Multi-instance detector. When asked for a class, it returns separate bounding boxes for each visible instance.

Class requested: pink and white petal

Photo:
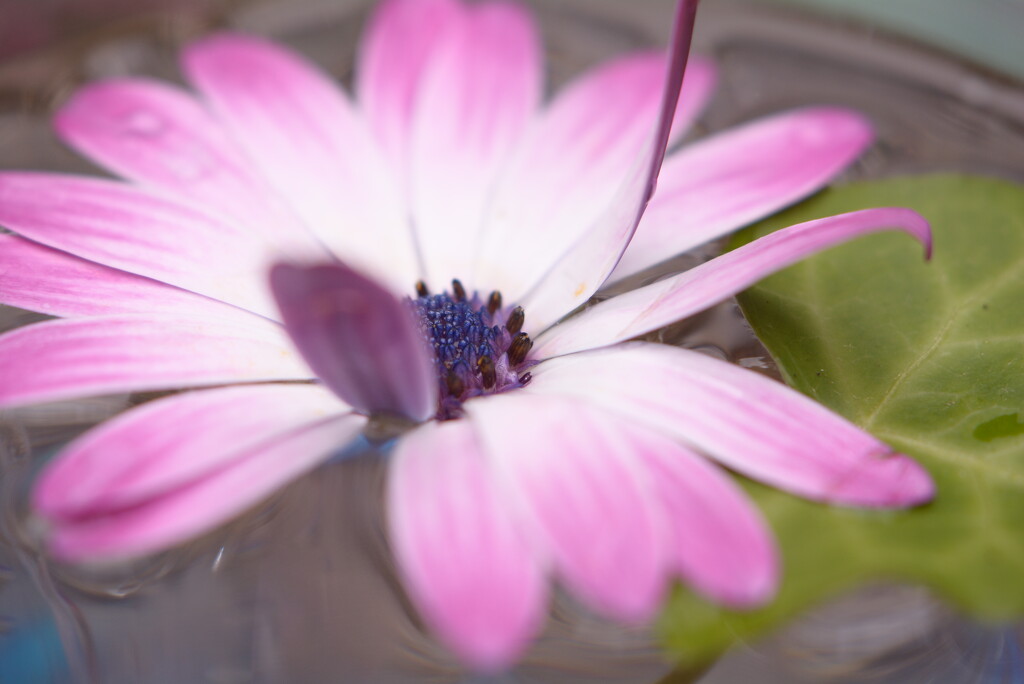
[35,384,348,520]
[0,315,311,409]
[0,173,279,318]
[356,0,463,182]
[527,343,935,508]
[535,208,931,358]
[467,393,668,622]
[639,433,778,607]
[613,107,875,280]
[46,412,365,562]
[516,1,700,332]
[270,262,435,422]
[0,234,254,321]
[473,53,714,301]
[409,1,541,287]
[54,78,325,258]
[181,33,417,291]
[388,420,547,672]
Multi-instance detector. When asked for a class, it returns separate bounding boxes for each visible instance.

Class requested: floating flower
[0,0,934,671]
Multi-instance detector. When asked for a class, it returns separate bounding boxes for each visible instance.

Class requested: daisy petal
[270,262,434,421]
[182,33,417,290]
[535,208,932,358]
[53,78,324,257]
[518,0,699,332]
[528,343,935,508]
[639,433,778,607]
[356,0,462,181]
[34,384,348,520]
[474,53,714,301]
[468,394,667,622]
[0,172,278,317]
[410,0,541,286]
[613,107,875,280]
[0,315,311,409]
[389,420,546,672]
[0,234,249,320]
[45,412,365,562]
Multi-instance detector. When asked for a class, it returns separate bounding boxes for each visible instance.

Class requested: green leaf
[658,174,1024,668]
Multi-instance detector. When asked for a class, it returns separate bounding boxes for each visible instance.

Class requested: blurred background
[1,1,1023,683]
[2,0,1024,76]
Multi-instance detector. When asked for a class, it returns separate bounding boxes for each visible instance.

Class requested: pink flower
[0,0,934,671]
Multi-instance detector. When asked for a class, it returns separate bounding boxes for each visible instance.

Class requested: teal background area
[755,0,1024,79]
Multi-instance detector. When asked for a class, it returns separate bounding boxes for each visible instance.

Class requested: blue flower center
[409,279,533,420]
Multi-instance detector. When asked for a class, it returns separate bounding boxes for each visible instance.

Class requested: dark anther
[415,280,429,297]
[445,370,464,397]
[506,306,524,335]
[506,332,533,366]
[452,279,467,302]
[477,355,496,389]
[487,291,502,316]
[519,372,532,386]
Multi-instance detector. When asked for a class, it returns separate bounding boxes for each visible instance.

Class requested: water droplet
[211,546,227,572]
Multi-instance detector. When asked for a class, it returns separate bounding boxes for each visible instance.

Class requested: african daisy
[0,0,934,670]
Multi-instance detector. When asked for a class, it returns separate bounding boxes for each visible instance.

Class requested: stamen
[445,370,464,397]
[519,371,532,386]
[507,332,533,366]
[452,279,467,302]
[506,306,524,335]
[487,291,502,316]
[409,279,534,420]
[477,355,496,389]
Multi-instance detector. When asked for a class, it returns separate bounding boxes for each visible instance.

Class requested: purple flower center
[409,279,533,420]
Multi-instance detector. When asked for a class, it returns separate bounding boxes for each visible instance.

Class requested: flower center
[409,279,533,420]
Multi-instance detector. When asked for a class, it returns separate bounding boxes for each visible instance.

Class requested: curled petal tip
[885,206,933,260]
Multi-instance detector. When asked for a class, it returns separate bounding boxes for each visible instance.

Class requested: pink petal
[388,420,546,672]
[45,412,365,562]
[356,0,463,183]
[0,234,250,320]
[270,262,435,421]
[516,0,700,333]
[34,384,348,520]
[53,78,325,257]
[408,1,541,286]
[613,107,875,280]
[535,208,932,358]
[0,172,278,317]
[0,315,311,409]
[467,393,668,622]
[181,33,417,291]
[527,343,935,508]
[639,433,779,607]
[473,54,714,300]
